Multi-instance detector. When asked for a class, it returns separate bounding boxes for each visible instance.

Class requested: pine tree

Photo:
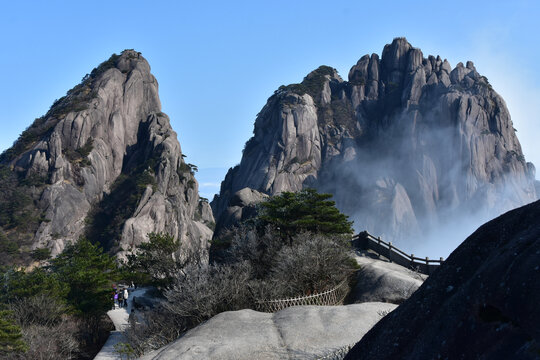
[257,188,353,241]
[0,310,27,354]
[126,232,199,289]
[0,267,68,304]
[50,238,118,317]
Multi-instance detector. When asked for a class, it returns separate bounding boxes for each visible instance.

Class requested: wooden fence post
[388,242,393,262]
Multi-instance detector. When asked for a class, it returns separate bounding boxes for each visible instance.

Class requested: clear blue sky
[1,0,539,200]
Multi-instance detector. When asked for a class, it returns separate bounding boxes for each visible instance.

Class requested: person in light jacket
[123,288,129,307]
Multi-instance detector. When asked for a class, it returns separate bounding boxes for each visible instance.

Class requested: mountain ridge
[211,37,537,248]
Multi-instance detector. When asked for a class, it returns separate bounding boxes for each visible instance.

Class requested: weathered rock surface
[351,251,427,304]
[214,187,268,232]
[140,303,397,360]
[211,37,537,248]
[0,50,213,260]
[345,199,540,360]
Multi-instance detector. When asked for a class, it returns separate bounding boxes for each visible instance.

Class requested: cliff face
[0,50,213,263]
[212,38,536,246]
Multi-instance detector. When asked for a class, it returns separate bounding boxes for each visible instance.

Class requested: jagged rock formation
[0,50,213,262]
[211,37,537,247]
[140,303,397,360]
[344,199,540,360]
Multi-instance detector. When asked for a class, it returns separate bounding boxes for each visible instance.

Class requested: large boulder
[140,303,397,360]
[351,251,427,304]
[345,199,540,360]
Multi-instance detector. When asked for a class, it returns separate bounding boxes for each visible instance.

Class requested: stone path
[94,288,148,360]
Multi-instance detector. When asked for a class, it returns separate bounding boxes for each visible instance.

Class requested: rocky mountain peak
[116,49,149,72]
[381,37,413,72]
[211,38,536,250]
[0,50,213,264]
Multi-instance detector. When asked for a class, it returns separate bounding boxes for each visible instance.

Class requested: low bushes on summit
[123,189,357,355]
[124,229,357,355]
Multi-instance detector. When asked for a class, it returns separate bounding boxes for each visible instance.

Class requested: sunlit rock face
[1,50,213,259]
[212,37,536,249]
[139,303,398,360]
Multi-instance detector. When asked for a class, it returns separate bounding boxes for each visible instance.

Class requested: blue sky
[1,0,539,201]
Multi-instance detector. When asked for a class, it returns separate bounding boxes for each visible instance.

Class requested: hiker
[118,289,124,307]
[113,292,119,308]
[123,288,129,307]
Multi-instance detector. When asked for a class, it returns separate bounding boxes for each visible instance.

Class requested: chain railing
[256,279,349,313]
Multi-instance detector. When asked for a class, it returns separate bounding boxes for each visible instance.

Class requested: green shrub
[49,238,118,317]
[89,53,120,79]
[64,138,93,167]
[0,268,69,304]
[256,188,353,242]
[19,173,48,187]
[30,248,51,261]
[0,310,27,354]
[126,233,203,289]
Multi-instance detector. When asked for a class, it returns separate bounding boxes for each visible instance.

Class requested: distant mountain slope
[0,50,213,264]
[211,37,536,248]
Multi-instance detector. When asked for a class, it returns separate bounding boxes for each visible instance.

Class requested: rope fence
[256,279,349,313]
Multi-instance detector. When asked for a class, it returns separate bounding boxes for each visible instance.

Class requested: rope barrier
[256,279,349,313]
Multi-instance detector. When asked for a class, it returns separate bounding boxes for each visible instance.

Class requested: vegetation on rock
[64,139,94,167]
[126,232,202,290]
[49,239,118,317]
[123,189,356,355]
[257,188,353,241]
[0,239,118,359]
[85,155,158,252]
[0,166,48,265]
[0,310,27,355]
[277,65,336,99]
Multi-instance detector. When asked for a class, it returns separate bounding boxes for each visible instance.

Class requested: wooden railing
[351,231,444,275]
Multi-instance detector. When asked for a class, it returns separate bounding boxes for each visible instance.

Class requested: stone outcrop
[351,251,427,304]
[345,200,540,360]
[0,50,213,261]
[211,37,537,247]
[140,303,397,360]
